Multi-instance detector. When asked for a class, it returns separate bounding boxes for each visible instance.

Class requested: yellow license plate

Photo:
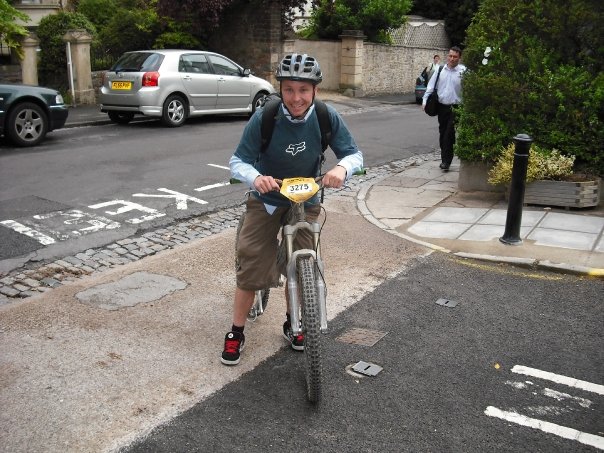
[111,81,132,90]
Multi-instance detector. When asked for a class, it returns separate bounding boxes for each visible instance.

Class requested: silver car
[99,49,276,127]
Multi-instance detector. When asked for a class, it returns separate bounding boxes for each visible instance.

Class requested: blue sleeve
[230,110,264,186]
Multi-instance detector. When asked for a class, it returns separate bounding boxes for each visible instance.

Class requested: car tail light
[142,71,160,87]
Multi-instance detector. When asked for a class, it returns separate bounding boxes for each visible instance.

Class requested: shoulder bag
[424,66,444,117]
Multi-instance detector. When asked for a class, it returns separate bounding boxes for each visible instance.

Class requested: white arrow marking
[132,188,208,210]
[1,220,56,245]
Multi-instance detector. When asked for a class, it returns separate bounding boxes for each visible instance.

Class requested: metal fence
[90,45,120,71]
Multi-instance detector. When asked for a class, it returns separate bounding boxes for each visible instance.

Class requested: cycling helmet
[276,53,323,84]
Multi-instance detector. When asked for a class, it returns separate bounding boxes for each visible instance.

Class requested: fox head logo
[286,141,306,156]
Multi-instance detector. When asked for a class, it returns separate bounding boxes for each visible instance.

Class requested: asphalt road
[0,102,437,270]
[123,253,603,453]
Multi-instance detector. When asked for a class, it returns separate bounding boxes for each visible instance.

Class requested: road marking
[485,406,604,450]
[207,164,229,170]
[33,209,120,237]
[89,200,166,224]
[194,182,230,192]
[512,365,604,395]
[132,188,208,210]
[0,220,56,245]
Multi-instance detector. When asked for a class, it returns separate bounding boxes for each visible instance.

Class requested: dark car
[0,83,69,147]
[415,71,427,104]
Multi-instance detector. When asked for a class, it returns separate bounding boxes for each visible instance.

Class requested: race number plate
[280,177,320,203]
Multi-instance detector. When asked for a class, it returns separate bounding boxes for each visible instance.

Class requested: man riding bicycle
[221,53,364,365]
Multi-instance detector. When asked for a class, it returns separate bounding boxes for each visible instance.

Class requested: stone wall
[282,38,445,94]
[283,39,341,89]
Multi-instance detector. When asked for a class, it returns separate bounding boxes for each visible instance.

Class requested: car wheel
[250,92,267,117]
[6,102,48,147]
[162,94,187,127]
[108,111,134,124]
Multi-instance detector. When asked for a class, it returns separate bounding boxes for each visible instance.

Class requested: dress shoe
[439,162,450,171]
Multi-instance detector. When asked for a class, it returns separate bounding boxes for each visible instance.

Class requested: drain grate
[436,298,458,308]
[336,327,388,347]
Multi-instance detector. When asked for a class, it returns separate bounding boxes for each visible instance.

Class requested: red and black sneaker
[282,320,304,351]
[221,331,245,365]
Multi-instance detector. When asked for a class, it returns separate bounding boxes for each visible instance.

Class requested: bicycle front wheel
[298,256,322,403]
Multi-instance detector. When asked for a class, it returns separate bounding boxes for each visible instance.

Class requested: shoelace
[224,339,241,354]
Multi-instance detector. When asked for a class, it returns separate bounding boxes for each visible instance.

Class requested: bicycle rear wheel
[297,256,322,403]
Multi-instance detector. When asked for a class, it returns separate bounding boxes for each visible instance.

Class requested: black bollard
[500,134,533,245]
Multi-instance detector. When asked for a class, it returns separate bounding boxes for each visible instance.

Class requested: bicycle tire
[298,256,322,403]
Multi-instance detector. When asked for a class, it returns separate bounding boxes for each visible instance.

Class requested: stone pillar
[339,30,366,97]
[63,29,95,105]
[21,34,39,86]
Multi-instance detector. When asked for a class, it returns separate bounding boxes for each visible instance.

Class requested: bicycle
[234,176,328,403]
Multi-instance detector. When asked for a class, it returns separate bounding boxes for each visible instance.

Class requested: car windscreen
[111,52,164,72]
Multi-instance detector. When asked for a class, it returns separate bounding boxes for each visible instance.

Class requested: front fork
[284,220,327,335]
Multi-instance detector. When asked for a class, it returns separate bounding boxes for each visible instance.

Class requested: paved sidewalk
[360,155,604,276]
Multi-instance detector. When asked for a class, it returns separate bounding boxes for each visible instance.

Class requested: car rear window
[111,52,164,72]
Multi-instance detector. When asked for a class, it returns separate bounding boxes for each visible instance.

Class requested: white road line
[512,365,604,395]
[485,406,604,450]
[207,164,229,170]
[194,182,230,192]
[132,188,208,209]
[0,220,56,245]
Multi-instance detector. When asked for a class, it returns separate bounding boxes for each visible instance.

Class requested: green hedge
[455,0,604,175]
[36,12,96,92]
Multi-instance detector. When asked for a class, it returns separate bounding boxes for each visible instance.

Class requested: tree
[157,0,307,44]
[302,0,412,43]
[0,0,30,60]
[410,0,479,47]
[455,0,604,174]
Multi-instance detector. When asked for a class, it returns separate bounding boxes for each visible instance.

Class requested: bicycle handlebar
[229,168,366,186]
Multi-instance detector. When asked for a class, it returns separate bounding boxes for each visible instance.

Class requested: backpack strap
[260,98,332,154]
[260,96,281,152]
[314,99,332,153]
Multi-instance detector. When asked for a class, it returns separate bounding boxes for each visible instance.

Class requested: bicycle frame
[283,201,328,336]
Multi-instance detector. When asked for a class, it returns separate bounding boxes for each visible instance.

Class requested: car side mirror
[242,68,251,77]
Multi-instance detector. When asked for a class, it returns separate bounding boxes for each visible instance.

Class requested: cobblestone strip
[0,153,438,304]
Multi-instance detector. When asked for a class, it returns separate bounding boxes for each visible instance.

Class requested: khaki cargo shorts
[236,196,321,291]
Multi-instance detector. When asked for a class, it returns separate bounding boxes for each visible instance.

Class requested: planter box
[520,179,601,208]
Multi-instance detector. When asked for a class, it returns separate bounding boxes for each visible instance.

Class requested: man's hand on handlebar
[322,165,347,189]
[253,175,281,194]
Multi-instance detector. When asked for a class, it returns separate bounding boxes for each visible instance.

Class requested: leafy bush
[36,12,96,91]
[487,144,575,186]
[0,0,30,61]
[456,0,604,175]
[301,0,412,43]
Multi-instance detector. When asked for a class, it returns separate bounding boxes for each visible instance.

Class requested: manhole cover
[336,327,388,346]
